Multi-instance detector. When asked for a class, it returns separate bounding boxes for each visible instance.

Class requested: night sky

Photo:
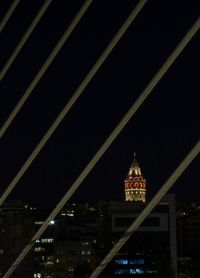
[0,0,199,209]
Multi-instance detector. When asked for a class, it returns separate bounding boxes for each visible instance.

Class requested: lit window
[82,241,89,246]
[35,221,44,225]
[115,269,129,275]
[130,259,144,265]
[66,213,74,217]
[130,268,144,274]
[34,247,45,252]
[34,273,42,278]
[41,238,53,243]
[115,259,128,265]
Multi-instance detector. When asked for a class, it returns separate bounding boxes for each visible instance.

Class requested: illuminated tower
[124,153,147,202]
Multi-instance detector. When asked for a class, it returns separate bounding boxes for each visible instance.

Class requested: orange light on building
[124,153,147,203]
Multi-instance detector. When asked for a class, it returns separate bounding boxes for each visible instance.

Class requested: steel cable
[0,0,52,81]
[0,0,147,206]
[0,0,20,32]
[90,140,200,277]
[3,15,199,278]
[0,0,93,138]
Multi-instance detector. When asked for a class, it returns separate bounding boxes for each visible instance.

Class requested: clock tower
[124,153,147,202]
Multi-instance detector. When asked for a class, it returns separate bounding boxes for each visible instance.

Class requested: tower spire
[124,153,147,202]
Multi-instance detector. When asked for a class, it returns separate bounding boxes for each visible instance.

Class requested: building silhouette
[0,154,180,277]
[99,194,177,277]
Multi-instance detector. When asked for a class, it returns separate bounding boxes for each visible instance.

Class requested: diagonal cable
[0,0,52,81]
[90,140,200,278]
[0,0,20,32]
[0,0,93,138]
[0,0,148,204]
[3,16,200,278]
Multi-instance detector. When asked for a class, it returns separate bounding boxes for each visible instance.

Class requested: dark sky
[0,0,199,209]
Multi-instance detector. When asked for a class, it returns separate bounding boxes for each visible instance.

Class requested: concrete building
[98,194,177,277]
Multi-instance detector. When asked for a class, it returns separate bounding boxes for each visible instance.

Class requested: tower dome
[124,153,147,202]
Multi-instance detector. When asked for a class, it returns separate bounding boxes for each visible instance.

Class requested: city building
[124,153,147,203]
[0,196,178,278]
[98,194,177,277]
[0,201,35,277]
[0,154,180,277]
[176,203,200,277]
[52,203,100,278]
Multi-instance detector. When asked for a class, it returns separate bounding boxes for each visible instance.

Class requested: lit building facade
[124,153,147,202]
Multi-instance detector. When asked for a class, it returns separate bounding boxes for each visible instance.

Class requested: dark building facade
[0,195,177,278]
[97,194,177,277]
[0,201,35,277]
[176,203,200,277]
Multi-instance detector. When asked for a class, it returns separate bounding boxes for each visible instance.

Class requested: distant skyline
[0,0,199,208]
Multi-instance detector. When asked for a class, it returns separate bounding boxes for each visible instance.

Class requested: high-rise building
[98,194,177,277]
[124,153,147,202]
